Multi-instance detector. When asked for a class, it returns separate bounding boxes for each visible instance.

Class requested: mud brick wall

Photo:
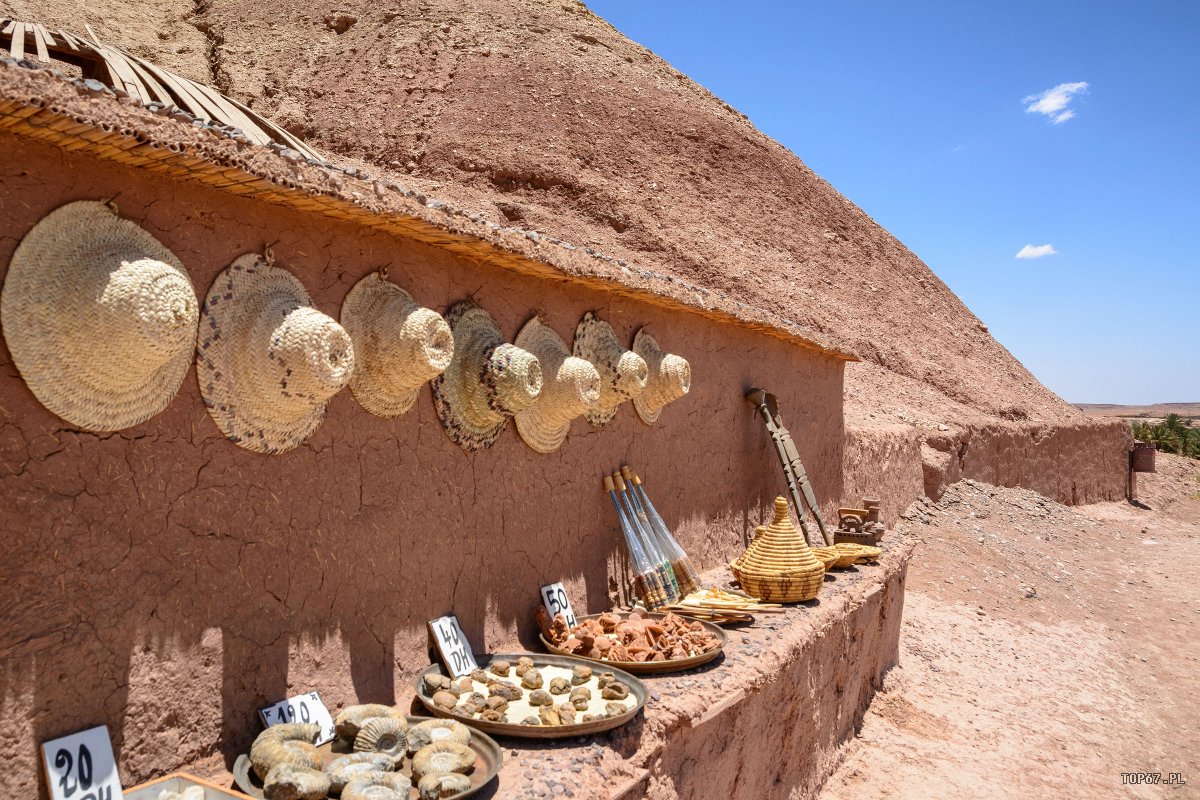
[0,135,847,796]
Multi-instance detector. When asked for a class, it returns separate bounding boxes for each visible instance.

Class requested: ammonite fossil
[418,771,472,800]
[325,753,394,795]
[334,704,406,741]
[341,772,412,800]
[410,742,476,782]
[353,717,408,763]
[250,723,322,781]
[262,763,330,800]
[405,719,472,756]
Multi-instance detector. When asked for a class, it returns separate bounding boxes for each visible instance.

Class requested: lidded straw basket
[730,497,825,602]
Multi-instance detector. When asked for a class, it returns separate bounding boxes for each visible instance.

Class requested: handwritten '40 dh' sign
[428,615,478,678]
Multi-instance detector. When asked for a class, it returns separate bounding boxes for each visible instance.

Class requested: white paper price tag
[540,582,578,628]
[258,691,336,745]
[41,725,124,800]
[429,615,478,678]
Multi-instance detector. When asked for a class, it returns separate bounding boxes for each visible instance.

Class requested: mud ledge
[464,534,915,800]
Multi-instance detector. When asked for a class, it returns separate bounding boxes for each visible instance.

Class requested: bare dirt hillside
[0,0,208,77]
[822,453,1200,798]
[0,0,1084,428]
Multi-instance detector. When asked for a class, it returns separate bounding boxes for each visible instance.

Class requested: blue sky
[587,1,1199,404]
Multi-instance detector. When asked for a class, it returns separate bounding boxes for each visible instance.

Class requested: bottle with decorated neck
[604,474,668,609]
[622,466,702,597]
[613,471,680,604]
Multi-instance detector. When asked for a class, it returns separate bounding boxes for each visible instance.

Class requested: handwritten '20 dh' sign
[41,725,124,800]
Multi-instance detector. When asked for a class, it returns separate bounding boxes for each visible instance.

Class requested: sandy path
[821,453,1200,799]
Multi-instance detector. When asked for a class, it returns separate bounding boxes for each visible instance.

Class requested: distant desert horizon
[1075,402,1200,419]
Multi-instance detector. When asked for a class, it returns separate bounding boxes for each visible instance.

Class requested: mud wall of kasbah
[0,135,849,796]
[842,418,1130,523]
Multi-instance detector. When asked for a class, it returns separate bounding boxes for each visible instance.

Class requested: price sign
[540,582,578,628]
[429,615,478,678]
[41,725,124,800]
[258,691,336,745]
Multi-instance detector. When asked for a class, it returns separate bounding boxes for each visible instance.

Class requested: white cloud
[1015,244,1058,259]
[1023,82,1089,124]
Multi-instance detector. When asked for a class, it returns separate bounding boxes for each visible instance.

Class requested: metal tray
[539,611,726,674]
[416,653,647,739]
[231,715,501,799]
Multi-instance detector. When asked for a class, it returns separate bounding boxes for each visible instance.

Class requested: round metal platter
[540,611,726,674]
[415,653,648,739]
[232,715,501,799]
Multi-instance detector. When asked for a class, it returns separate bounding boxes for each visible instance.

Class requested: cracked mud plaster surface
[0,136,848,796]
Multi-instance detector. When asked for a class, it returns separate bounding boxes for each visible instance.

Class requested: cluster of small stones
[0,55,820,344]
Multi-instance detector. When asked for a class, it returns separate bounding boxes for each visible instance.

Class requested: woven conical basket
[730,497,825,602]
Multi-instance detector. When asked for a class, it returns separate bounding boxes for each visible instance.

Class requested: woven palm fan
[514,316,600,453]
[843,543,883,563]
[431,300,543,451]
[632,328,690,425]
[197,253,355,453]
[572,311,647,426]
[730,497,825,603]
[811,547,840,570]
[1,201,198,431]
[340,270,453,417]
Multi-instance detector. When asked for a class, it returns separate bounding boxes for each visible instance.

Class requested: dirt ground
[821,452,1200,799]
